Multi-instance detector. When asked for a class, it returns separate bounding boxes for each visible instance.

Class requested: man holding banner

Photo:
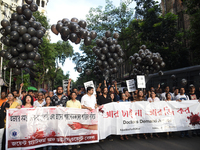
[81,87,97,111]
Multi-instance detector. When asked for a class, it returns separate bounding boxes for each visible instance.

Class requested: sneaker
[68,145,72,149]
[109,138,113,141]
[76,145,80,149]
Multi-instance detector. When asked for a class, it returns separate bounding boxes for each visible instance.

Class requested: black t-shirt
[51,95,68,107]
[97,94,112,105]
[187,92,199,100]
[127,96,134,101]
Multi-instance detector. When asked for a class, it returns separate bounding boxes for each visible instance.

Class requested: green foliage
[183,0,200,65]
[15,70,31,90]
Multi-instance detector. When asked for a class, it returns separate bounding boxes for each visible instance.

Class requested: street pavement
[56,131,200,150]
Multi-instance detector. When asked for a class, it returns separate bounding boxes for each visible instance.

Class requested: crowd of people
[0,79,200,150]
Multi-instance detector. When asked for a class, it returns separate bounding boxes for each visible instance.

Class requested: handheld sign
[84,80,96,95]
[137,75,146,88]
[126,79,136,92]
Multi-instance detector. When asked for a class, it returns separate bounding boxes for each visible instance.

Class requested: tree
[183,0,200,65]
[121,0,188,70]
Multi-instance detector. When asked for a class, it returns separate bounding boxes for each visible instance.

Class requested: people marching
[0,80,200,150]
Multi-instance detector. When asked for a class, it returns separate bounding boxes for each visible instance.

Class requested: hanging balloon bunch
[0,0,44,75]
[93,31,124,77]
[129,45,165,77]
[51,18,97,46]
[93,66,103,80]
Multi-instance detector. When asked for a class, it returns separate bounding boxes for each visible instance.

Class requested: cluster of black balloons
[51,18,97,46]
[0,0,44,75]
[129,45,165,77]
[93,66,103,80]
[93,31,124,77]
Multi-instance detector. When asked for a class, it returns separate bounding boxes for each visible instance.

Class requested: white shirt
[33,100,46,107]
[160,92,173,100]
[81,94,96,109]
[175,94,189,101]
[147,97,160,102]
[172,93,180,100]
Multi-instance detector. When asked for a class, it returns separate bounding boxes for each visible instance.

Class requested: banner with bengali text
[6,107,98,150]
[98,100,200,139]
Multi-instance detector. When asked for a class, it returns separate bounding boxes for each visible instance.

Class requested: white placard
[62,79,72,92]
[126,79,136,92]
[137,75,146,88]
[84,80,96,95]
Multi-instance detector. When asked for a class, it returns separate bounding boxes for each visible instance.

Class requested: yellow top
[9,99,22,108]
[66,100,81,109]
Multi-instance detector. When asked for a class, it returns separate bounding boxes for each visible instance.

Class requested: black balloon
[5,26,11,35]
[31,37,39,46]
[17,59,25,68]
[34,53,41,61]
[109,45,115,53]
[14,68,21,75]
[16,6,23,15]
[0,50,7,57]
[71,17,78,23]
[51,24,59,35]
[102,61,108,68]
[96,59,102,66]
[181,78,187,86]
[113,32,119,39]
[69,33,77,42]
[99,54,106,61]
[18,25,27,35]
[17,15,25,23]
[11,47,19,56]
[26,59,34,68]
[101,47,108,54]
[22,33,31,43]
[78,20,86,28]
[90,31,97,39]
[25,0,33,5]
[39,26,46,34]
[3,38,10,46]
[36,30,44,39]
[171,75,176,80]
[9,58,18,68]
[61,27,70,37]
[19,53,28,60]
[77,67,82,73]
[10,39,18,46]
[10,31,19,41]
[26,43,33,52]
[28,52,36,59]
[27,27,36,36]
[84,37,91,46]
[30,3,38,12]
[158,71,164,76]
[56,23,63,32]
[21,21,30,28]
[22,4,29,10]
[79,28,87,39]
[11,13,18,21]
[1,19,10,28]
[61,35,70,41]
[16,43,25,53]
[30,21,38,29]
[105,31,111,38]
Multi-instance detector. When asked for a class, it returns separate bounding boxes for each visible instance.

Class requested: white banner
[99,100,200,139]
[6,107,98,150]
